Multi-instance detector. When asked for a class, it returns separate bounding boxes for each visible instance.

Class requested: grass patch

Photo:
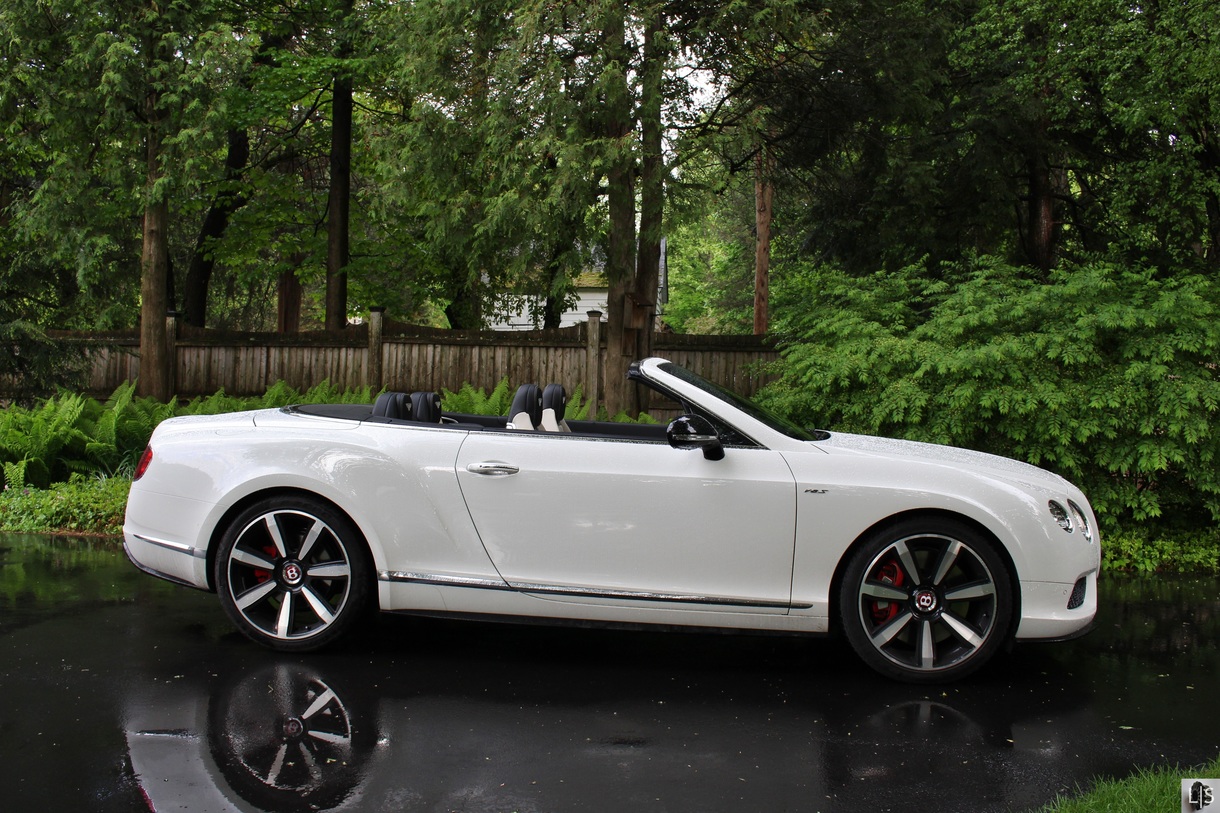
[0,474,129,536]
[1034,755,1220,812]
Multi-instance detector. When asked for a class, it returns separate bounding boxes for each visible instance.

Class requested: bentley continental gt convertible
[124,358,1099,682]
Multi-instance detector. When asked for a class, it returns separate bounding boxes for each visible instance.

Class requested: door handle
[466,461,520,476]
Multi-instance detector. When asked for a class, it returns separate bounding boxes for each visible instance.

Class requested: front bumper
[1014,571,1098,640]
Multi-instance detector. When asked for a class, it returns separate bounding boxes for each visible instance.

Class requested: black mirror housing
[666,414,725,461]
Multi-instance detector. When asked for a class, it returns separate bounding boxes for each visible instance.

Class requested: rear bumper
[123,530,211,591]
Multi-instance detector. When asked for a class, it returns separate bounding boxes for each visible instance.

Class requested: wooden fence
[48,311,779,414]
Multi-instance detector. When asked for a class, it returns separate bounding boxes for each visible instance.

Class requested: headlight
[1067,500,1094,544]
[1048,500,1073,533]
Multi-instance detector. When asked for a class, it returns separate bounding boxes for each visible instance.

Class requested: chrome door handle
[466,462,520,476]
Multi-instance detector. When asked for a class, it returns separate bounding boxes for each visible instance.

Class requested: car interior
[292,383,675,443]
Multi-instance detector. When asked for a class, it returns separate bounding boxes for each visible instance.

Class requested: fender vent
[1067,577,1087,610]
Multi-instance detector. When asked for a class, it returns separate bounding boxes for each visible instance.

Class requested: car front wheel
[215,496,372,651]
[839,518,1014,683]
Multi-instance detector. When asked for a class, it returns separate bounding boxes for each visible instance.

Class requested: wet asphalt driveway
[1,533,1217,813]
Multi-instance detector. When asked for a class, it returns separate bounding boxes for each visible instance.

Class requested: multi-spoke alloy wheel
[216,497,371,651]
[209,663,371,811]
[839,519,1013,682]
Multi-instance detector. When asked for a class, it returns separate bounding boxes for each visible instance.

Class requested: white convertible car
[124,358,1099,682]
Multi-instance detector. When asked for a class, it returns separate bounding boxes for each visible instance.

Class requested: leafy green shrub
[762,256,1220,535]
[0,392,92,487]
[0,474,130,535]
[1101,530,1220,573]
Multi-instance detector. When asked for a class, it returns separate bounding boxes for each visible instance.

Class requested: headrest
[509,383,543,429]
[542,383,567,421]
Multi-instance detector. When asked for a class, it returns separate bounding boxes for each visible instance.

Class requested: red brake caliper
[869,559,905,624]
[253,545,277,584]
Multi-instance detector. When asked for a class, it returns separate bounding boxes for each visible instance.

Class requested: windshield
[657,362,816,442]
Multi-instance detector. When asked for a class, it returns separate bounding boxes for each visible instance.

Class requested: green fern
[3,459,27,491]
[441,378,514,416]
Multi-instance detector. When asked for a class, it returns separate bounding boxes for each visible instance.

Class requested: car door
[455,431,797,613]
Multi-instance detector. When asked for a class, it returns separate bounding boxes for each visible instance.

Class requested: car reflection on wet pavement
[1,533,1217,813]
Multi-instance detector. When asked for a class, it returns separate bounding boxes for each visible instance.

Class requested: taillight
[134,446,153,481]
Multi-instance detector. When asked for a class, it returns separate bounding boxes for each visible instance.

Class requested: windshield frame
[655,362,816,442]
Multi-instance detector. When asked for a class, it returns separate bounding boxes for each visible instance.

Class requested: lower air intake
[1067,577,1087,610]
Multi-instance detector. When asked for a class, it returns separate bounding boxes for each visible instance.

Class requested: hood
[817,432,1071,493]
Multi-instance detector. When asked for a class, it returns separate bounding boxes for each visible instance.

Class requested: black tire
[215,495,372,651]
[208,662,374,812]
[838,517,1014,683]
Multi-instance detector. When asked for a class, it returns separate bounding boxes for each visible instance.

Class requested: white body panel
[456,432,796,610]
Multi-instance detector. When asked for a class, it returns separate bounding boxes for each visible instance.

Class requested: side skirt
[385,608,830,639]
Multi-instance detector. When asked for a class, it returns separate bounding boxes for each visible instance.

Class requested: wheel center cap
[282,561,304,586]
[913,588,938,614]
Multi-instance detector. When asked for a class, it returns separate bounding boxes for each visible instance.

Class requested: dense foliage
[3,1,1220,547]
[759,256,1220,537]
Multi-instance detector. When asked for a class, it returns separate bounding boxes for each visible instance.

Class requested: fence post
[367,307,385,392]
[585,310,602,418]
[164,311,178,398]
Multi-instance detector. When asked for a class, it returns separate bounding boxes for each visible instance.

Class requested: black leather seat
[508,384,543,430]
[372,391,442,423]
[372,391,409,420]
[409,391,443,423]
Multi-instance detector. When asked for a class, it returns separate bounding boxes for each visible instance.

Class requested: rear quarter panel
[125,411,498,592]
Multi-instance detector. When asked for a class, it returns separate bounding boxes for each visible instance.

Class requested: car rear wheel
[839,518,1014,683]
[215,496,372,651]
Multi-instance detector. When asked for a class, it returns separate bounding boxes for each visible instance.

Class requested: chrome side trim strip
[506,580,795,609]
[380,571,512,590]
[132,533,207,559]
[379,570,806,609]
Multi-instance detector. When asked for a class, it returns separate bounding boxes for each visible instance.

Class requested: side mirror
[666,415,725,461]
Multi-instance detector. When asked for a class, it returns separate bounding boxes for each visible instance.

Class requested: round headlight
[1048,500,1073,533]
[1068,500,1094,544]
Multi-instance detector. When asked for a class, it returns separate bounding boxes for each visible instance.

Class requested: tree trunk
[543,252,565,329]
[277,269,302,333]
[632,8,666,413]
[137,22,170,401]
[182,128,250,327]
[139,197,171,400]
[181,31,291,327]
[1205,191,1220,270]
[1025,153,1057,273]
[444,278,483,329]
[600,5,638,418]
[754,149,773,335]
[1199,134,1220,269]
[325,1,354,331]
